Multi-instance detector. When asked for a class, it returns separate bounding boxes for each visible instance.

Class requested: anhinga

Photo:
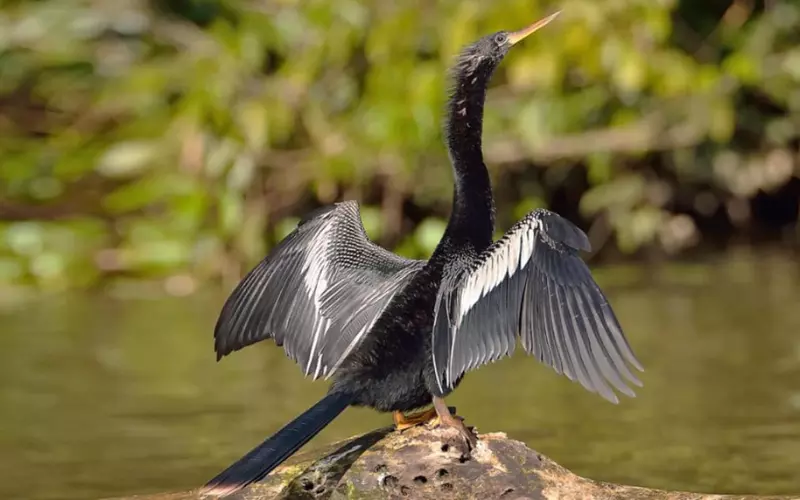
[203,11,642,496]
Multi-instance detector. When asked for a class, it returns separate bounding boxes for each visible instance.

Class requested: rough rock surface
[112,425,798,500]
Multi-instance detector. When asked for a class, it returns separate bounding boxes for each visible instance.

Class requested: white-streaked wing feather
[214,200,424,379]
[431,209,643,402]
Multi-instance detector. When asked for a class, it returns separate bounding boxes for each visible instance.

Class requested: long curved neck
[439,63,497,256]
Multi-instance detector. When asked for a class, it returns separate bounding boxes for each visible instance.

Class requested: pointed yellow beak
[508,11,561,45]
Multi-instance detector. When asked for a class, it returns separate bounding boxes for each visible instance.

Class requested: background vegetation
[0,0,798,293]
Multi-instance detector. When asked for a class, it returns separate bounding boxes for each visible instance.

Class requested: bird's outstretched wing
[215,200,424,380]
[431,209,643,403]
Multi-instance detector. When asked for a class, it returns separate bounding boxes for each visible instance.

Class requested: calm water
[1,248,799,499]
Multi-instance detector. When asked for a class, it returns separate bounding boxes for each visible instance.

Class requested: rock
[111,426,798,500]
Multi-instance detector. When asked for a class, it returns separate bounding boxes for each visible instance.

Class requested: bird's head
[454,11,561,78]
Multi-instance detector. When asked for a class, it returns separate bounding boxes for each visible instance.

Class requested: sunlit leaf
[580,175,646,215]
[96,141,158,177]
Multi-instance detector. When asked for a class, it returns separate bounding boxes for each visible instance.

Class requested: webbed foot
[392,408,438,431]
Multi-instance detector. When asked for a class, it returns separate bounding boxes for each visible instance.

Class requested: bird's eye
[494,33,508,45]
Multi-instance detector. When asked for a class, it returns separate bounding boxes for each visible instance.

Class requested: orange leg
[393,407,438,431]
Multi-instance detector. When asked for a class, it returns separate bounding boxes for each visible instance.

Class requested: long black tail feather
[201,391,353,496]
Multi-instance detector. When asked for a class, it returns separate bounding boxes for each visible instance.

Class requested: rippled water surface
[1,249,799,499]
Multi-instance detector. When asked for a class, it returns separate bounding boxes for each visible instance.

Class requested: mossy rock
[113,425,798,500]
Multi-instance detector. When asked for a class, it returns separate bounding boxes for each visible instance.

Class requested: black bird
[203,12,642,496]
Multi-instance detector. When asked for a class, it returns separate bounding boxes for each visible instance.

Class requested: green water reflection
[1,248,799,499]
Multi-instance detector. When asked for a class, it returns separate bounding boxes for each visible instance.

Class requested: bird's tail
[201,391,353,497]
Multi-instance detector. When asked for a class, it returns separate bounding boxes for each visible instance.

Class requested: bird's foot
[393,408,438,431]
[430,397,477,450]
[428,412,477,450]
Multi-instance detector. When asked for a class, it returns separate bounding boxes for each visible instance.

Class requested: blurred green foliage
[0,0,798,292]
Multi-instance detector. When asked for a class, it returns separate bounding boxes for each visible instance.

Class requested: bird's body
[331,260,445,412]
[203,12,643,496]
[331,244,478,413]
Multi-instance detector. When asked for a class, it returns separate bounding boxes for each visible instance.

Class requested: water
[1,248,799,499]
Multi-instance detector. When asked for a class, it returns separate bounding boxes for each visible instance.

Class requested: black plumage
[214,201,425,380]
[203,12,643,497]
